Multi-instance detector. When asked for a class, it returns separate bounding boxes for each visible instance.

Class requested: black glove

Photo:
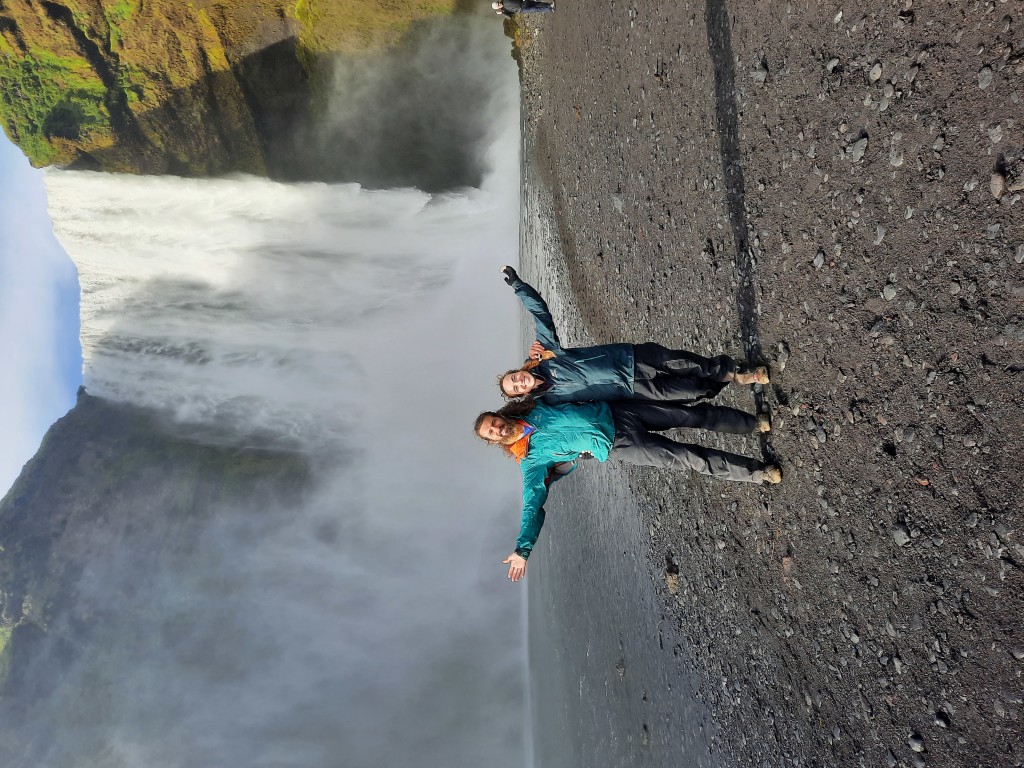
[501,265,519,285]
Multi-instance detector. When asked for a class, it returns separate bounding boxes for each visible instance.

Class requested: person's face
[477,414,518,444]
[502,370,537,397]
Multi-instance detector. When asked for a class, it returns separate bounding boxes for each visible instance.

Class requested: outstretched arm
[502,461,554,581]
[500,266,563,353]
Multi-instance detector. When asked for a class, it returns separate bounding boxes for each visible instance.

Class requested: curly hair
[473,399,538,457]
[497,354,551,399]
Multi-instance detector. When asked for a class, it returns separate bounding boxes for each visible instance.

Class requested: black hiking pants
[609,400,766,483]
[630,343,737,402]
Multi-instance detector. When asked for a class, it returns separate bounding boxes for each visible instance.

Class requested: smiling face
[501,370,538,397]
[475,414,523,445]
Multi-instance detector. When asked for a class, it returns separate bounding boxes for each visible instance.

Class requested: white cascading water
[43,170,504,446]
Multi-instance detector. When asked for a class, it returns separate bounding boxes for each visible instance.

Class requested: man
[492,0,554,17]
[474,398,781,582]
[498,266,768,404]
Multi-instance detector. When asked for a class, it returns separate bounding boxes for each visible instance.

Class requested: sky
[0,132,82,495]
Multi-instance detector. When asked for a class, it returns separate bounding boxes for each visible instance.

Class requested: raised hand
[528,340,547,359]
[502,553,527,582]
[500,265,519,285]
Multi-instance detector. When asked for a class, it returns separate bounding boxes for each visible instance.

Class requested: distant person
[498,266,769,404]
[474,398,781,581]
[492,0,555,17]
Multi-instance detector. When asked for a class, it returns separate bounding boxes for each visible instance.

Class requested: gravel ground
[517,2,1024,766]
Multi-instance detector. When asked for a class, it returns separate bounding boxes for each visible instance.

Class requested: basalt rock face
[0,0,473,184]
[0,391,310,749]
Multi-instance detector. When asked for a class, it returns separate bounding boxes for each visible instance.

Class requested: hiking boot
[734,365,770,386]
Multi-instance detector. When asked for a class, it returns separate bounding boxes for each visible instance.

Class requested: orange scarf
[507,420,533,463]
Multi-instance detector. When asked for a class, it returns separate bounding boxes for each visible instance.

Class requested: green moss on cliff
[0,48,111,165]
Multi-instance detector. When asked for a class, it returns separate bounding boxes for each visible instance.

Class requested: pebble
[893,523,912,547]
[986,223,1000,240]
[886,750,898,768]
[934,710,951,728]
[909,732,926,752]
[1011,646,1024,660]
[874,225,887,245]
[883,284,897,301]
[870,63,883,82]
[850,137,869,161]
[988,124,1003,144]
[1016,245,1024,264]
[777,342,790,371]
[966,512,979,528]
[978,66,993,89]
[991,172,1007,199]
[950,281,961,295]
[912,756,926,768]
[813,251,825,269]
[827,57,840,73]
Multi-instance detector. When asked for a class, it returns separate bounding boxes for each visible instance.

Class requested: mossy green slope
[0,0,461,173]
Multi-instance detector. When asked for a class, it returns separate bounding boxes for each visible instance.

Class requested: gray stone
[991,172,1007,199]
[934,710,951,728]
[850,137,869,161]
[978,66,993,89]
[893,523,911,547]
[966,512,979,528]
[813,251,825,269]
[874,225,887,245]
[987,223,1000,240]
[909,732,926,752]
[883,284,897,301]
[827,57,840,73]
[988,124,1003,144]
[870,62,883,82]
[886,749,898,768]
[950,281,961,295]
[1016,245,1024,264]
[1010,645,1024,660]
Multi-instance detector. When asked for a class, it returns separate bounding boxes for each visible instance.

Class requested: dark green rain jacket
[509,276,635,404]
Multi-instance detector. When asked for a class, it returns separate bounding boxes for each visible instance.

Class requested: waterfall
[43,170,508,446]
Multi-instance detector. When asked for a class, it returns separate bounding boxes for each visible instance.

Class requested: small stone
[986,223,1000,240]
[988,124,1003,144]
[833,10,843,23]
[966,512,979,528]
[850,137,869,161]
[949,281,961,295]
[914,474,930,486]
[886,750,897,768]
[912,756,926,768]
[934,710,951,728]
[893,523,911,547]
[883,284,897,301]
[869,62,883,82]
[1016,245,1024,264]
[777,342,790,371]
[874,225,887,246]
[1010,646,1024,661]
[827,57,840,73]
[978,66,993,90]
[751,67,768,85]
[909,732,926,752]
[991,172,1007,199]
[813,251,825,269]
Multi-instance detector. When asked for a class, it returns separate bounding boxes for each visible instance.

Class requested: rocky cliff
[0,391,309,740]
[0,0,469,180]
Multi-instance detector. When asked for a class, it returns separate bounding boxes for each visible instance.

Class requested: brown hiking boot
[735,365,771,386]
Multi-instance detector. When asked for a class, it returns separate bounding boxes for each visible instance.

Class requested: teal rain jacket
[513,401,616,559]
[509,276,635,404]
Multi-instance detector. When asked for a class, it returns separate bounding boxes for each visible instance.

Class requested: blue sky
[0,132,82,494]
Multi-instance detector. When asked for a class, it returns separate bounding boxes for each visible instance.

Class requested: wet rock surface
[518,2,1023,766]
